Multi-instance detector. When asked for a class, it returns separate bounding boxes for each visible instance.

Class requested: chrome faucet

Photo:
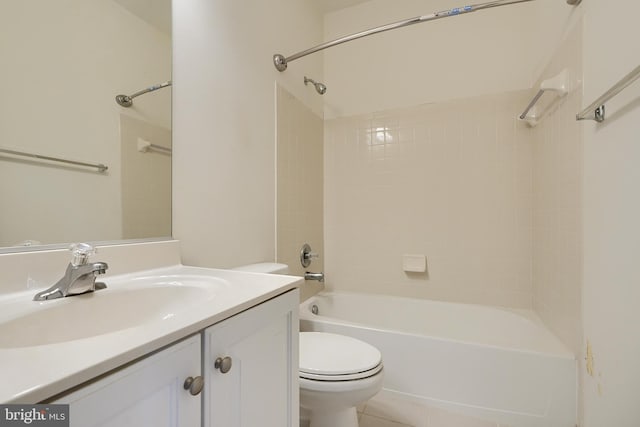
[300,243,324,283]
[33,243,108,301]
[304,272,324,282]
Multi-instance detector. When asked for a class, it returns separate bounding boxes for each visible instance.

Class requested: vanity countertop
[0,264,302,403]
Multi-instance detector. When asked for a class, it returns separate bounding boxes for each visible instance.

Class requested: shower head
[304,76,327,95]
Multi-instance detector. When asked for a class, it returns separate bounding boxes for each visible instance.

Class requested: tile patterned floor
[302,390,510,427]
[357,391,507,427]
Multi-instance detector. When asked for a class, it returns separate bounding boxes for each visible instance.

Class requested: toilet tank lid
[231,263,289,274]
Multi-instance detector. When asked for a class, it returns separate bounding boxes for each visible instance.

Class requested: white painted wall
[276,86,324,302]
[172,0,324,268]
[580,1,640,426]
[525,1,640,424]
[527,0,583,81]
[323,0,538,119]
[0,0,170,247]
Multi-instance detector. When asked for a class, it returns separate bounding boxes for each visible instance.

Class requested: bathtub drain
[311,304,319,315]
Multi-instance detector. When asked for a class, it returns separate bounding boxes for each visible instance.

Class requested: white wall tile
[531,21,583,356]
[325,91,534,308]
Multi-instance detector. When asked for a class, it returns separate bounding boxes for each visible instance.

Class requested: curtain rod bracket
[576,65,640,123]
[273,54,288,72]
[115,80,172,107]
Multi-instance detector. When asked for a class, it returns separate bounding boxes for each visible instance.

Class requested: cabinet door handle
[214,356,232,374]
[183,376,204,396]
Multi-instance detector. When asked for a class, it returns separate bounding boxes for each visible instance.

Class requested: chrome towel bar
[519,89,549,120]
[0,147,108,172]
[519,69,569,126]
[137,138,172,154]
[576,64,640,123]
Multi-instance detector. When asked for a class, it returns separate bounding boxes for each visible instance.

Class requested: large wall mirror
[0,0,172,251]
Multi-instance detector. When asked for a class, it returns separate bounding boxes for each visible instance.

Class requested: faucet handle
[69,243,97,266]
[300,243,320,268]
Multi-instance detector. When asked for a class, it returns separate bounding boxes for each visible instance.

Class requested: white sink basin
[0,274,229,348]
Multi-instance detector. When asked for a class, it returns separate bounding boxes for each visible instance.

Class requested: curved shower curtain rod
[274,0,579,72]
[116,81,172,107]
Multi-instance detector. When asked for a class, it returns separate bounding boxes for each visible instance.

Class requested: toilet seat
[299,332,383,382]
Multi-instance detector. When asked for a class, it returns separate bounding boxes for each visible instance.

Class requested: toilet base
[308,407,358,427]
[300,369,384,427]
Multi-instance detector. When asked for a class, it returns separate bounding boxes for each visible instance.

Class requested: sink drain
[311,304,319,315]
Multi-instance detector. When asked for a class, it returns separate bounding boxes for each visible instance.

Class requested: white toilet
[299,331,383,427]
[233,263,384,427]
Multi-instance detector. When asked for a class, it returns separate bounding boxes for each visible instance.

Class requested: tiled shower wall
[276,85,324,302]
[530,20,583,423]
[531,21,583,357]
[325,91,535,308]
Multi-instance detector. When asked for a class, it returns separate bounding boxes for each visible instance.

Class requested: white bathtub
[300,292,576,427]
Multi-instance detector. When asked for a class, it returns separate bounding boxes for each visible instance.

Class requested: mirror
[0,0,172,251]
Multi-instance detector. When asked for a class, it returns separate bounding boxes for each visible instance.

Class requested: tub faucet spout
[305,272,324,283]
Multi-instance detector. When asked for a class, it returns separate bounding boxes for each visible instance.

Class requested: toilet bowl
[300,332,384,427]
[232,263,384,427]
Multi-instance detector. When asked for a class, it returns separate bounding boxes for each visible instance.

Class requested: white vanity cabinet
[56,334,202,427]
[52,289,299,427]
[203,289,299,427]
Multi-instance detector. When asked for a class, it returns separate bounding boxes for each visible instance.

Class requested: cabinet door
[55,334,201,427]
[203,289,299,427]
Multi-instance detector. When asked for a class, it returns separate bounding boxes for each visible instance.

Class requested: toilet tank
[232,263,290,274]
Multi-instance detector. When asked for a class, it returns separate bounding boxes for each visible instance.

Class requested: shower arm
[273,0,536,72]
[116,81,172,107]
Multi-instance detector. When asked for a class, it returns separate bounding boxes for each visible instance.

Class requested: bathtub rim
[300,291,575,360]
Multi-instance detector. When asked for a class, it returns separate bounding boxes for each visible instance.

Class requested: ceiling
[112,0,171,35]
[318,0,372,13]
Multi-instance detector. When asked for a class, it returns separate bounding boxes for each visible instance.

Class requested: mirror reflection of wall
[0,0,171,249]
